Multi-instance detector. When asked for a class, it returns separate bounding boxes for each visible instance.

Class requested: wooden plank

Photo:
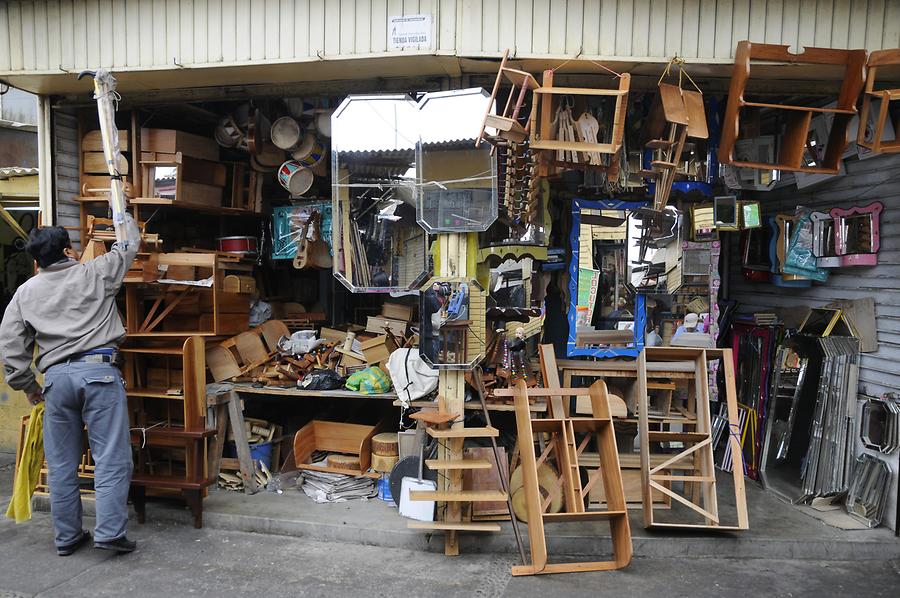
[427,426,498,438]
[426,459,493,470]
[226,390,259,494]
[409,490,507,502]
[538,344,566,418]
[541,510,627,522]
[407,521,501,532]
[513,380,547,573]
[720,349,749,529]
[531,0,550,54]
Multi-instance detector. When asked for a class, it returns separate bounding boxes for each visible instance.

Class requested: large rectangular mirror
[568,198,647,358]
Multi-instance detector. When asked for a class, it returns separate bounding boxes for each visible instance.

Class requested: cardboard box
[319,327,347,344]
[365,316,407,337]
[359,335,397,365]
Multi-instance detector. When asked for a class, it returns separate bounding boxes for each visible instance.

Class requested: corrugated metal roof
[0,166,38,179]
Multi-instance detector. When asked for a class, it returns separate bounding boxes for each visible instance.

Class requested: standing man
[0,215,141,556]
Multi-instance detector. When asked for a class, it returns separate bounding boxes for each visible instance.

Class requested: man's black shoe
[93,536,136,553]
[57,530,91,556]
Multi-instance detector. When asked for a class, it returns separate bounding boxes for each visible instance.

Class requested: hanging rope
[551,55,623,78]
[657,55,703,93]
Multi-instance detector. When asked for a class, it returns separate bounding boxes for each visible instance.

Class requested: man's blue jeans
[42,361,132,547]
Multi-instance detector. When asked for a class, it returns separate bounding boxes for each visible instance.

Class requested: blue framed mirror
[568,198,648,358]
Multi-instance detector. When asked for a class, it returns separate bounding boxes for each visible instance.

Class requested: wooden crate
[141,128,220,161]
[293,419,387,479]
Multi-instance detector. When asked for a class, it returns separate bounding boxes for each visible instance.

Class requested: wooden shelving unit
[122,336,216,528]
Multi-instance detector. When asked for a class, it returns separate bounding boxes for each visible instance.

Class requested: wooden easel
[505,381,632,575]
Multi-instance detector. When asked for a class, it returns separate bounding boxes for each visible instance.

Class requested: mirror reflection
[417,89,498,233]
[568,199,646,358]
[331,95,429,292]
[149,166,178,199]
[419,278,487,369]
[626,207,683,294]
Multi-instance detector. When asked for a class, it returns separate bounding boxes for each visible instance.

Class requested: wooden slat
[425,459,493,470]
[541,510,627,522]
[427,426,498,439]
[407,521,501,532]
[409,490,507,502]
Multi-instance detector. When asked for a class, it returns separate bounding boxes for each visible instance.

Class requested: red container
[217,236,258,255]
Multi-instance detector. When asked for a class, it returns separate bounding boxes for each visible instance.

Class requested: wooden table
[206,382,548,495]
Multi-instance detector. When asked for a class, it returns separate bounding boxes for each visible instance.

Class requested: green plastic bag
[345,366,392,394]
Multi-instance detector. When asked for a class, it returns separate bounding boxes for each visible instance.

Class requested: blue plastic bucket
[249,441,273,470]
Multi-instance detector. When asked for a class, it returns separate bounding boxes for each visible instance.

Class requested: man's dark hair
[25,226,71,268]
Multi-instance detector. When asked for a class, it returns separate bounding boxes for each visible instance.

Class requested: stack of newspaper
[299,470,377,503]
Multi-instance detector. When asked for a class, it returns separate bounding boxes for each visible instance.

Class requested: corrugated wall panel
[728,152,900,530]
[51,109,81,245]
[4,0,899,76]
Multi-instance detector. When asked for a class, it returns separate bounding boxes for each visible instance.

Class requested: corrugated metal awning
[0,166,39,180]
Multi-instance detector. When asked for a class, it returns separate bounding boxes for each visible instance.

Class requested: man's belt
[67,349,119,364]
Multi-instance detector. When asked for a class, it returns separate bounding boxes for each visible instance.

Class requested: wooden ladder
[406,369,528,563]
[407,423,507,532]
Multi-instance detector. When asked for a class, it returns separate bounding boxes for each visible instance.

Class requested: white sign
[389,14,432,49]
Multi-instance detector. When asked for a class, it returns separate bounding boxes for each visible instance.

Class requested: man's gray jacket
[0,216,141,394]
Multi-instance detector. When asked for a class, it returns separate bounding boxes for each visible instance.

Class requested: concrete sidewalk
[31,469,898,562]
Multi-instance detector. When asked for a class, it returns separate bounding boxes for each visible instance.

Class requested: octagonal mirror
[417,88,498,233]
[331,94,430,292]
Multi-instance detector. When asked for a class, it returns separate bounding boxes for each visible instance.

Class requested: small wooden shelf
[530,140,619,153]
[534,87,628,97]
[719,41,866,174]
[425,459,493,470]
[409,490,508,502]
[120,346,186,355]
[129,426,217,440]
[741,101,855,114]
[130,473,217,491]
[127,387,185,399]
[407,521,502,532]
[426,426,499,439]
[130,197,261,216]
[542,510,627,522]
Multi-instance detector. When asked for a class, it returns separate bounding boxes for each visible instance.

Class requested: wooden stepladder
[509,380,632,575]
[637,347,749,530]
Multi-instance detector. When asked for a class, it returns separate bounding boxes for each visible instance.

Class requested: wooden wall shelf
[719,41,866,174]
[857,49,900,154]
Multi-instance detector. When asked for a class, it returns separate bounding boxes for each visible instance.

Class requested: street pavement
[0,511,898,598]
[1,453,898,597]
